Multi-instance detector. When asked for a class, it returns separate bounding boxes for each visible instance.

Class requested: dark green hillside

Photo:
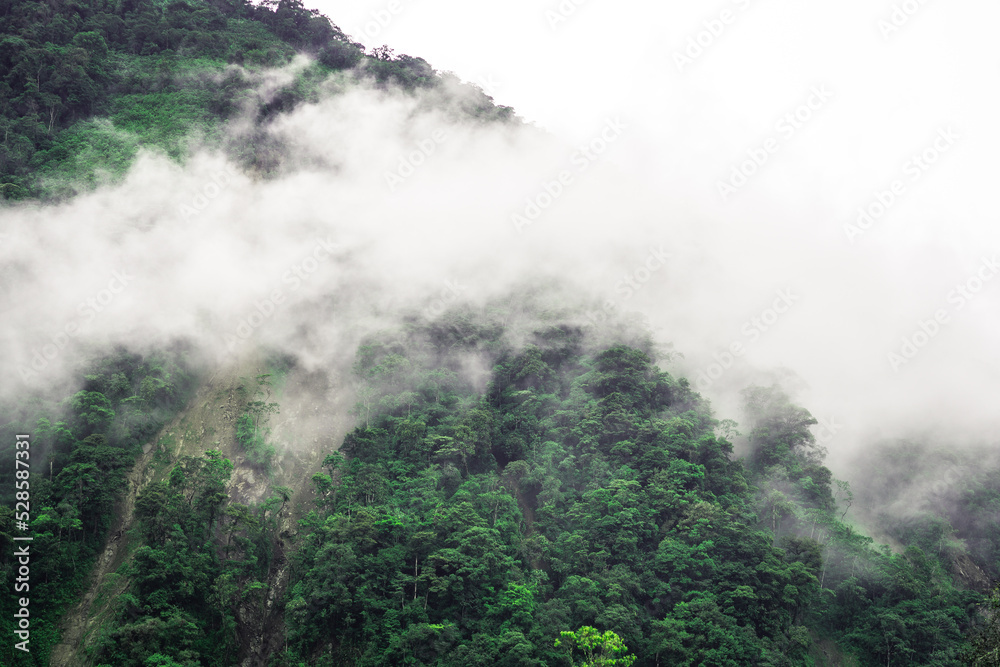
[2,307,996,665]
[279,315,991,667]
[0,346,198,665]
[0,1,998,666]
[0,0,512,201]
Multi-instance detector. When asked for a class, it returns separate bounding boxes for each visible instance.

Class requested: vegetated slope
[0,2,507,664]
[281,311,993,667]
[0,342,352,666]
[0,0,512,201]
[0,345,201,665]
[1,1,998,666]
[4,304,996,666]
[848,440,1000,590]
[51,350,356,667]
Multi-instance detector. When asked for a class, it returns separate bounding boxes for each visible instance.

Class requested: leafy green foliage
[963,586,1000,665]
[283,327,795,665]
[0,2,993,664]
[849,440,1000,585]
[90,441,296,666]
[0,0,512,201]
[234,373,279,469]
[740,385,982,666]
[0,346,195,665]
[279,318,990,666]
[556,626,637,666]
[0,323,992,665]
[95,447,282,666]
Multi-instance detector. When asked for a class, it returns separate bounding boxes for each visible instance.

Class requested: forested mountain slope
[278,314,995,666]
[0,2,998,667]
[0,0,510,201]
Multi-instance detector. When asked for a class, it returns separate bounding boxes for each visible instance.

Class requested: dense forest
[280,317,998,666]
[0,346,199,663]
[1,1,999,666]
[0,0,510,201]
[3,310,999,665]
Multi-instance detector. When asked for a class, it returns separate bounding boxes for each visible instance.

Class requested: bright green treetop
[556,626,637,667]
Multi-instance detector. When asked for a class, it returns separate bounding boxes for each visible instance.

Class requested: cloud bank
[1,54,997,480]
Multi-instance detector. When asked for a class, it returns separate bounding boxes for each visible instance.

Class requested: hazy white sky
[306,0,1000,462]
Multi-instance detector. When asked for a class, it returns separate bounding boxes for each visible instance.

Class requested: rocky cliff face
[951,552,995,595]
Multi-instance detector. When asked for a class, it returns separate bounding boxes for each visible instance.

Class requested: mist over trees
[3,308,998,664]
[0,0,510,200]
[280,316,992,666]
[0,1,998,666]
